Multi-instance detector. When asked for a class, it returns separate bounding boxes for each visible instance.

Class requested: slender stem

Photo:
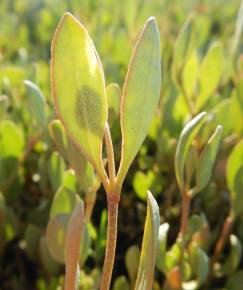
[104,123,116,183]
[179,187,191,238]
[213,211,234,260]
[100,194,120,290]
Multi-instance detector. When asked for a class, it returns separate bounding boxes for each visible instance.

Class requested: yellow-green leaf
[117,17,161,185]
[197,42,224,110]
[106,83,121,127]
[51,12,107,181]
[134,191,160,290]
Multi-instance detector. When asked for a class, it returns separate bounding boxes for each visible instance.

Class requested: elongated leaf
[226,139,243,216]
[0,95,8,120]
[175,112,207,190]
[51,12,107,180]
[194,125,223,193]
[118,17,161,185]
[172,15,195,86]
[65,201,85,290]
[125,245,140,286]
[48,151,65,192]
[24,80,46,126]
[134,191,160,290]
[197,42,224,109]
[231,0,243,58]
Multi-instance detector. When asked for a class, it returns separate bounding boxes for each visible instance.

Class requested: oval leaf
[51,12,107,181]
[117,17,161,185]
[134,191,160,290]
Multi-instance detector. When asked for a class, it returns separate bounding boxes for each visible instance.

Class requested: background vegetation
[0,0,242,289]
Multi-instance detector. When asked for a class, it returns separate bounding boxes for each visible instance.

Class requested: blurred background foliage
[0,0,243,289]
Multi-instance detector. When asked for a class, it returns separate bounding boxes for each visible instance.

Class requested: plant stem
[213,211,234,260]
[100,194,120,290]
[179,187,191,238]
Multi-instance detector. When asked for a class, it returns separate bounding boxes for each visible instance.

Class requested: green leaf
[0,120,24,158]
[221,234,242,275]
[197,42,224,110]
[175,112,207,190]
[172,15,195,86]
[117,17,161,185]
[24,80,46,126]
[134,191,160,290]
[0,95,8,120]
[49,120,69,162]
[230,0,243,59]
[113,276,130,290]
[125,245,140,286]
[182,50,199,98]
[226,139,243,216]
[156,223,170,273]
[194,125,223,194]
[50,187,80,219]
[51,12,107,180]
[106,83,121,127]
[46,213,69,264]
[48,151,65,192]
[65,201,85,290]
[226,270,243,290]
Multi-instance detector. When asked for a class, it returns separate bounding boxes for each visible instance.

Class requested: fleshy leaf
[175,112,207,190]
[65,201,85,290]
[194,125,223,194]
[197,42,224,110]
[51,12,107,181]
[24,80,46,126]
[117,17,161,185]
[134,191,160,290]
[48,151,65,192]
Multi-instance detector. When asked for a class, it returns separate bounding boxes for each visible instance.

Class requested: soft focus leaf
[134,191,160,290]
[106,83,121,127]
[197,42,224,109]
[226,139,243,216]
[194,125,223,194]
[48,151,65,192]
[113,276,130,290]
[51,12,107,180]
[125,245,140,286]
[175,112,207,190]
[0,95,8,120]
[24,80,46,126]
[65,201,85,290]
[118,17,161,185]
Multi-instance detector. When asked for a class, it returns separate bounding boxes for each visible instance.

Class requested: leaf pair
[51,13,161,187]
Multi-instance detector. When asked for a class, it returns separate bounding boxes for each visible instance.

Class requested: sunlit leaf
[197,42,224,110]
[134,191,160,290]
[118,17,161,185]
[51,12,107,180]
[106,83,121,127]
[48,151,65,192]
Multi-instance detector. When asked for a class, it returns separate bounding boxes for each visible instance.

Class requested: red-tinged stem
[100,194,120,290]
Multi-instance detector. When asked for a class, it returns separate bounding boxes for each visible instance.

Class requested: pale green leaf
[175,112,207,190]
[118,17,161,185]
[125,245,140,286]
[134,191,160,290]
[194,125,223,194]
[48,151,65,192]
[51,12,107,180]
[24,80,46,126]
[197,42,224,109]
